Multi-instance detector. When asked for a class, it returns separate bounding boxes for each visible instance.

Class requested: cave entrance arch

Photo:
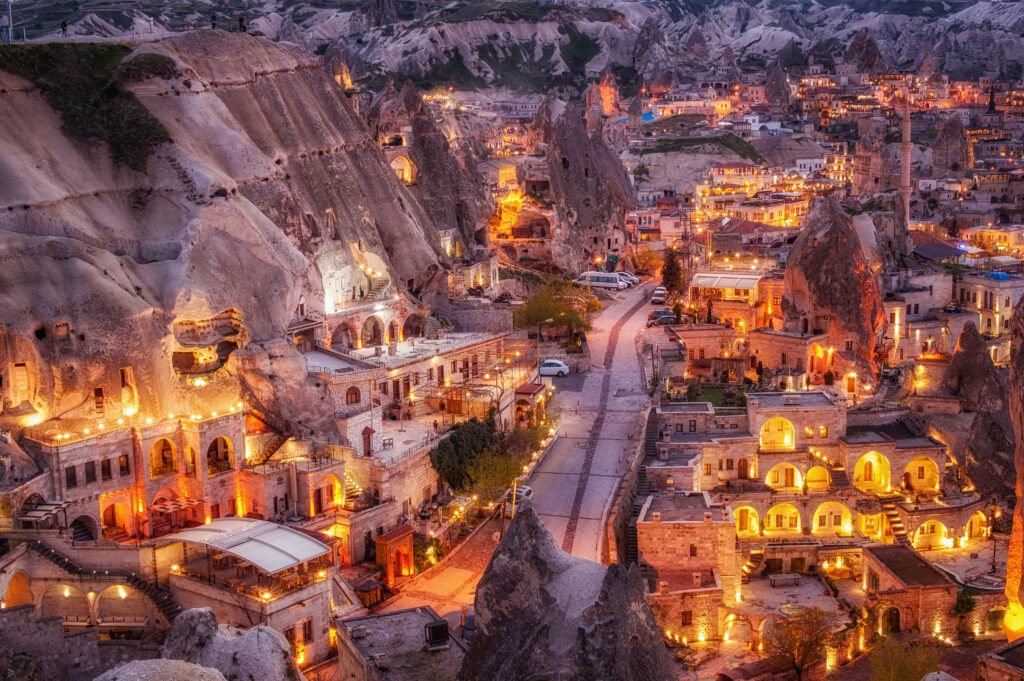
[361,316,384,347]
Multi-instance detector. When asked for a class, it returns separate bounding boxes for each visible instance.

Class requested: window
[302,619,314,642]
[819,426,828,437]
[65,466,77,489]
[906,304,912,314]
[346,386,360,404]
[688,349,695,360]
[698,348,705,360]
[689,420,696,433]
[101,459,112,481]
[726,459,734,470]
[845,340,854,351]
[703,463,711,476]
[428,367,434,381]
[284,626,296,646]
[680,611,692,626]
[889,313,896,324]
[380,381,388,396]
[781,352,788,366]
[772,295,782,306]
[718,460,723,471]
[917,465,925,480]
[689,544,698,557]
[675,423,683,432]
[913,304,919,314]
[789,515,798,528]
[119,454,130,476]
[819,514,826,526]
[84,461,96,484]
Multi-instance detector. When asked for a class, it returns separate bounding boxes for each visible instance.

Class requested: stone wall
[436,301,515,335]
[0,604,159,679]
[648,587,725,641]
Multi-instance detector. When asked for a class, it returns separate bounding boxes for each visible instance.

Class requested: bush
[429,417,497,490]
[0,44,172,170]
[823,370,835,386]
[953,590,976,616]
[114,52,179,84]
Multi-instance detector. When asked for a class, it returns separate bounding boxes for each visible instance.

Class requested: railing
[334,404,377,420]
[149,463,177,478]
[207,459,232,476]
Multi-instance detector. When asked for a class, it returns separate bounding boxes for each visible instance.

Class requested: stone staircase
[342,472,363,511]
[881,501,911,545]
[249,430,291,466]
[423,316,444,340]
[741,549,764,582]
[367,275,390,300]
[623,418,659,566]
[70,521,93,542]
[829,466,850,489]
[27,540,182,623]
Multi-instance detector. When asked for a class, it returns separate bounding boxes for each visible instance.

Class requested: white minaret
[899,81,913,223]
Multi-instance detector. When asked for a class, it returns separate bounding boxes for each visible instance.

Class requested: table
[769,573,802,587]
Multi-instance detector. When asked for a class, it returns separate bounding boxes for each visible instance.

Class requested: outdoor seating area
[173,552,331,601]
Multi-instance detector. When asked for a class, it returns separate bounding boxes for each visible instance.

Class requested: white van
[576,271,627,290]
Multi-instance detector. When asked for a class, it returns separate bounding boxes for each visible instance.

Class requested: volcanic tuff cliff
[1004,293,1024,640]
[458,502,675,681]
[783,197,886,373]
[0,32,448,439]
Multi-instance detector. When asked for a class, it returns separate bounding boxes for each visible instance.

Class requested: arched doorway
[808,343,826,374]
[390,156,417,185]
[40,585,90,625]
[966,511,988,539]
[361,316,384,347]
[853,451,891,494]
[988,607,1006,633]
[3,571,32,607]
[806,465,830,491]
[883,606,900,633]
[764,503,801,535]
[812,502,852,535]
[759,418,795,451]
[207,437,233,476]
[96,584,148,627]
[735,506,759,537]
[69,515,97,542]
[902,456,940,493]
[737,458,749,480]
[766,463,802,492]
[403,314,425,339]
[332,323,358,350]
[149,438,177,479]
[914,520,950,549]
[101,501,131,538]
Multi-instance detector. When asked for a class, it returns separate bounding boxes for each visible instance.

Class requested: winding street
[379,284,653,624]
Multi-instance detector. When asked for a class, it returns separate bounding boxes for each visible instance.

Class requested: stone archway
[96,584,148,627]
[883,606,901,633]
[759,418,795,451]
[403,314,426,339]
[913,520,950,549]
[332,323,358,350]
[812,502,852,536]
[853,451,891,494]
[361,316,384,347]
[390,156,417,185]
[806,465,830,491]
[764,503,802,535]
[902,456,940,493]
[3,571,32,608]
[69,515,98,541]
[40,584,90,625]
[387,320,398,344]
[735,506,759,537]
[765,463,802,492]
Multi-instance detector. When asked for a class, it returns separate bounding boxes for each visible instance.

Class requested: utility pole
[6,0,12,44]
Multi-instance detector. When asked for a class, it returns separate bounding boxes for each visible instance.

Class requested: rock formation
[783,197,885,373]
[0,33,450,440]
[161,608,304,681]
[367,81,494,259]
[844,28,886,74]
[526,97,635,273]
[941,322,1006,410]
[1004,294,1024,640]
[94,659,228,681]
[931,115,971,177]
[765,63,791,111]
[457,502,674,681]
[366,0,398,28]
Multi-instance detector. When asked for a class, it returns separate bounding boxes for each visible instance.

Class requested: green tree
[761,607,838,678]
[823,370,835,386]
[429,418,497,490]
[868,638,940,681]
[633,248,662,272]
[672,301,684,324]
[466,448,522,503]
[514,283,591,334]
[953,590,976,616]
[662,248,682,292]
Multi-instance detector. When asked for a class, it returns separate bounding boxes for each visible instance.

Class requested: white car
[503,485,534,517]
[539,359,570,377]
[616,272,640,286]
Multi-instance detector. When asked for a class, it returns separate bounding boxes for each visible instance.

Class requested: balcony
[150,462,177,479]
[207,458,232,477]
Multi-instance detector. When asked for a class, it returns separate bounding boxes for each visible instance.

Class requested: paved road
[380,284,653,625]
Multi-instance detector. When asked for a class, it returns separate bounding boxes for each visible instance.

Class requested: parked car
[539,359,570,377]
[616,272,640,286]
[647,316,677,327]
[575,271,627,290]
[651,290,666,304]
[648,309,675,320]
[503,485,534,517]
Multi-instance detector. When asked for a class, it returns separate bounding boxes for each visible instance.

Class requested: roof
[515,382,545,395]
[338,607,467,681]
[168,517,330,575]
[864,545,952,588]
[376,523,414,544]
[690,272,762,290]
[913,243,961,261]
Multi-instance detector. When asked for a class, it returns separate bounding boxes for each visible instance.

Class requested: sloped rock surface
[94,659,227,681]
[162,608,304,681]
[845,27,886,74]
[783,197,885,372]
[458,502,673,681]
[1004,292,1024,639]
[941,322,1006,409]
[931,115,970,177]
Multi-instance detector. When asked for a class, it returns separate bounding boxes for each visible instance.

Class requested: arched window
[346,386,361,405]
[149,439,177,478]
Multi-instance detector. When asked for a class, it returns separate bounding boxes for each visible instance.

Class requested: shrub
[823,370,835,386]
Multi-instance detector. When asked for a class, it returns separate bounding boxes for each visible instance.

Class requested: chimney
[651,511,661,523]
[659,580,669,594]
[704,512,713,523]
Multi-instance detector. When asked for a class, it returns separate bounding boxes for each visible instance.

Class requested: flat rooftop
[747,391,835,409]
[304,349,376,375]
[865,545,951,588]
[339,607,467,681]
[992,639,1024,670]
[347,332,501,369]
[642,492,731,523]
[659,402,714,414]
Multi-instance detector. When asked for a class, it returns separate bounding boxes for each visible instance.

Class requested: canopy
[169,517,329,575]
[690,272,762,290]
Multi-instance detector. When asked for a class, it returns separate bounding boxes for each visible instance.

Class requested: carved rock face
[458,502,674,681]
[1004,294,1024,640]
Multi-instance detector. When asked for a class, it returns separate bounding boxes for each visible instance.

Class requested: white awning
[169,517,329,575]
[690,272,762,290]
